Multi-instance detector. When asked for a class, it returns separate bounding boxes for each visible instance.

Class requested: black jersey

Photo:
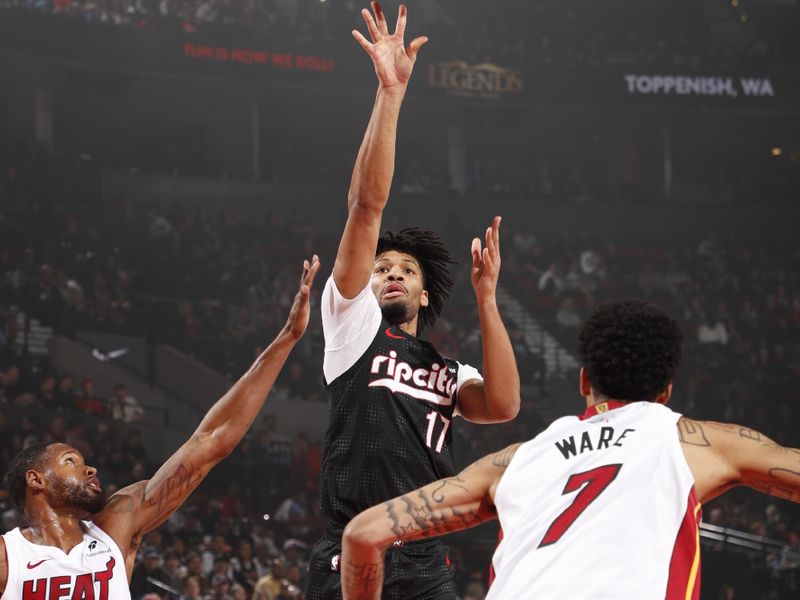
[321,319,466,527]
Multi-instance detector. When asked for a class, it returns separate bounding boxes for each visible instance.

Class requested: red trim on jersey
[579,401,629,421]
[665,488,702,600]
[489,526,503,587]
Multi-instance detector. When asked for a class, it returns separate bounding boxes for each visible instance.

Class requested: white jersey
[1,520,130,600]
[491,402,701,600]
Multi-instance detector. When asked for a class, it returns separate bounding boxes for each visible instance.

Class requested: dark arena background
[1,0,799,598]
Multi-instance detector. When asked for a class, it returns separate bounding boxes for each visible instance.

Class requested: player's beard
[380,299,416,326]
[50,478,105,514]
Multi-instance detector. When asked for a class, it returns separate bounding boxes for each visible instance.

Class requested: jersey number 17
[425,411,451,454]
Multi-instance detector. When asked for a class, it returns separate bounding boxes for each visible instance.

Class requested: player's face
[371,251,429,325]
[42,444,104,515]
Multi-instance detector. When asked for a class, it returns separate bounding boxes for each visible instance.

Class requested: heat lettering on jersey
[554,427,636,460]
[369,351,456,405]
[22,557,115,600]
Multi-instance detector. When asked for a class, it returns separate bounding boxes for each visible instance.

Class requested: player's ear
[420,289,429,307]
[579,368,591,398]
[655,383,673,405]
[26,469,46,492]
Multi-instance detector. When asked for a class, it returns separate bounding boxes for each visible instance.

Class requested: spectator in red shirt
[74,377,107,416]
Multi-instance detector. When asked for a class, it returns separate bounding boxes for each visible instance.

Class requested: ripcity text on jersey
[320,276,481,527]
[1,520,130,600]
[491,401,701,600]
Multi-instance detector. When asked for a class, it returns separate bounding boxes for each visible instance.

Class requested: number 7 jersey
[490,401,700,600]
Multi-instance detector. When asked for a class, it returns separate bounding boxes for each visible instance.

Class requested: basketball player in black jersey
[305,4,521,600]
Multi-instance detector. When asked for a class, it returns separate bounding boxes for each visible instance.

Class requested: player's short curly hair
[577,299,683,402]
[376,228,455,333]
[5,441,56,510]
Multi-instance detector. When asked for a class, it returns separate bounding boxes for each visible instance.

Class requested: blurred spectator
[555,297,581,329]
[45,415,66,443]
[184,553,210,594]
[254,558,286,600]
[181,575,204,600]
[131,547,173,599]
[75,378,107,417]
[35,374,58,410]
[0,363,25,404]
[109,383,144,423]
[698,316,729,345]
[55,374,77,407]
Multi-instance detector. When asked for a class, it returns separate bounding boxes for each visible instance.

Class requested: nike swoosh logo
[27,559,50,569]
[385,327,405,340]
[368,379,453,406]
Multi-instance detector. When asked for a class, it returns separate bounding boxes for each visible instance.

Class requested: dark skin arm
[91,256,320,578]
[334,2,428,298]
[456,217,521,423]
[341,444,520,600]
[678,418,800,503]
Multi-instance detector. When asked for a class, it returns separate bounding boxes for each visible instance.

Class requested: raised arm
[333,2,428,298]
[678,418,800,503]
[94,256,320,564]
[456,217,521,423]
[341,444,520,600]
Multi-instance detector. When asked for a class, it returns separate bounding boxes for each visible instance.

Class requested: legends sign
[428,62,523,99]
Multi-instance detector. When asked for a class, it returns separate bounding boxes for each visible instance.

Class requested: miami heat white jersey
[490,402,701,600]
[1,520,130,600]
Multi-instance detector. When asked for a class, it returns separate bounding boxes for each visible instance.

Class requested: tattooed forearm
[342,558,384,600]
[384,491,486,541]
[109,463,203,515]
[144,462,204,513]
[749,478,800,502]
[431,476,469,502]
[763,468,800,502]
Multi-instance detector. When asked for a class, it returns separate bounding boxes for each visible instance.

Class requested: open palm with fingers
[471,216,503,300]
[352,2,428,89]
[283,254,320,341]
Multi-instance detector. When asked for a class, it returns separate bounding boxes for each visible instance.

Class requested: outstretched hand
[352,2,428,90]
[471,217,502,300]
[283,255,321,341]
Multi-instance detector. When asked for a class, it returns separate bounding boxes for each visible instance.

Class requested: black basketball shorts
[305,531,456,600]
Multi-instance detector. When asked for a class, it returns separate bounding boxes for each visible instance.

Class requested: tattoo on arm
[370,445,518,550]
[749,475,800,502]
[113,464,203,513]
[700,422,800,455]
[721,424,781,448]
[384,488,484,541]
[678,419,710,447]
[107,457,205,534]
[430,476,469,502]
[492,444,521,467]
[144,463,204,514]
[693,421,800,502]
[342,559,384,600]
